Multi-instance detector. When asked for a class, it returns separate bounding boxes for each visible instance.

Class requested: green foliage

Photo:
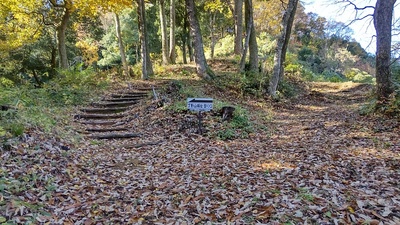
[56,66,102,88]
[213,35,235,57]
[0,69,109,138]
[382,91,400,116]
[212,105,254,140]
[239,71,267,96]
[344,68,375,84]
[277,79,299,98]
[257,32,276,56]
[352,73,374,84]
[216,70,267,97]
[98,9,140,70]
[0,77,15,88]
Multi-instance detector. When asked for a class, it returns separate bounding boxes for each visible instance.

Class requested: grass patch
[210,102,255,140]
[0,68,110,140]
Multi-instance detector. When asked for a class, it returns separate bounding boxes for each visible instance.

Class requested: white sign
[187,98,213,111]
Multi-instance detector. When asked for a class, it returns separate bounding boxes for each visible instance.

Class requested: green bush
[212,105,254,140]
[213,35,235,57]
[344,68,375,84]
[0,68,109,138]
[382,90,400,116]
[0,77,15,88]
[301,68,317,81]
[352,73,374,83]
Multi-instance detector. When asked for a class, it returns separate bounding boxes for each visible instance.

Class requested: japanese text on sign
[187,98,213,111]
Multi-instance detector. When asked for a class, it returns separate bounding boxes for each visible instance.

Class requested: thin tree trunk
[269,0,298,96]
[239,0,252,72]
[182,35,187,64]
[184,13,194,62]
[188,36,193,62]
[210,12,217,59]
[137,0,154,80]
[159,0,170,65]
[234,0,243,55]
[185,0,214,79]
[246,0,258,72]
[374,0,395,103]
[57,9,71,69]
[50,45,57,77]
[169,0,176,63]
[115,13,130,77]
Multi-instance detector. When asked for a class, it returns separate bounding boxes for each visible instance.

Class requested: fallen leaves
[1,82,399,224]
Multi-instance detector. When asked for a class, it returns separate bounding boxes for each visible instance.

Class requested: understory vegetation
[0,68,110,141]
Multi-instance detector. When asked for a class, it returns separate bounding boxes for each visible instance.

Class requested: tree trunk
[137,0,154,80]
[181,33,188,64]
[57,8,71,69]
[374,0,396,103]
[246,0,258,72]
[239,0,253,72]
[50,45,57,77]
[210,12,217,59]
[115,13,130,77]
[169,0,176,63]
[269,0,298,96]
[234,0,243,55]
[185,0,214,79]
[159,0,170,65]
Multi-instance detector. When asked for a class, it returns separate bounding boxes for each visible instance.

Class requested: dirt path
[2,81,399,224]
[264,82,400,224]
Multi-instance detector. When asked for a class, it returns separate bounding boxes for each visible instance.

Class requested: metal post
[197,111,203,134]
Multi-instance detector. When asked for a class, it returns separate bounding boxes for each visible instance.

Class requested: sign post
[187,98,213,134]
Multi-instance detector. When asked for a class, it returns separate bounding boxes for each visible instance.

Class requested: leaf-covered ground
[1,80,399,224]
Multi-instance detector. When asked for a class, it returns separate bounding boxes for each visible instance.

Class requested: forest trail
[2,81,399,224]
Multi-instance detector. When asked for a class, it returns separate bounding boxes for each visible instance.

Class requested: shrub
[0,77,15,88]
[344,68,375,84]
[210,104,254,140]
[321,70,346,83]
[0,68,109,138]
[213,35,235,57]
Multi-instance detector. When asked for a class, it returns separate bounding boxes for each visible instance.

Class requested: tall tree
[269,0,299,96]
[159,0,170,65]
[239,0,258,72]
[114,13,130,77]
[137,0,154,79]
[245,0,258,72]
[185,0,214,79]
[234,0,243,55]
[49,0,73,69]
[374,0,396,103]
[336,0,397,105]
[169,0,176,63]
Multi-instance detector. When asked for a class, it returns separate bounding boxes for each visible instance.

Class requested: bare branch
[390,56,399,66]
[366,34,376,51]
[345,13,374,27]
[340,0,375,11]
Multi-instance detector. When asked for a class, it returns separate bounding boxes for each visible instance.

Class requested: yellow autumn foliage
[0,0,43,50]
[0,0,133,52]
[76,40,99,65]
